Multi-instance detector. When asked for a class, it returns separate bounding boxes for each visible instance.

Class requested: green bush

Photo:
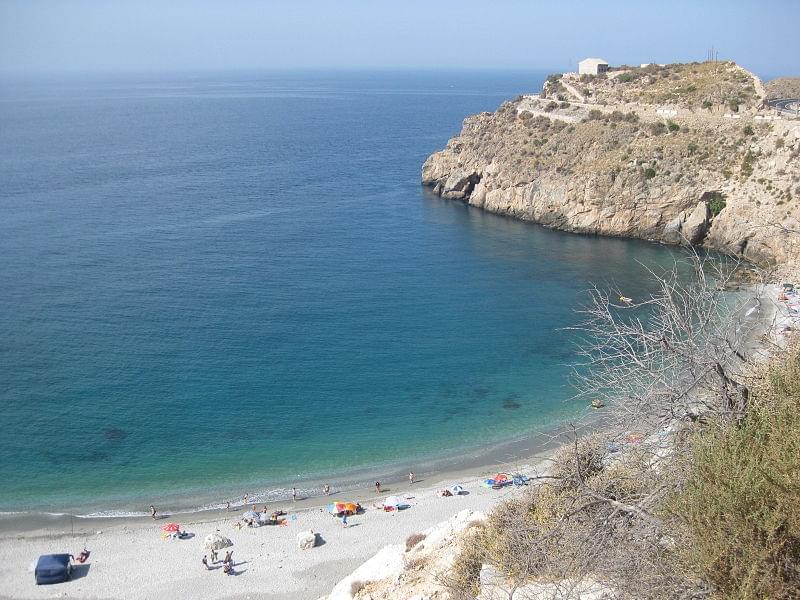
[743,125,754,136]
[644,167,657,178]
[707,192,726,216]
[674,344,800,599]
[617,72,636,83]
[667,121,680,132]
[702,100,713,109]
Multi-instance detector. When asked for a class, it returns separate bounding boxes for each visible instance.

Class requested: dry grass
[673,343,800,599]
[589,61,759,109]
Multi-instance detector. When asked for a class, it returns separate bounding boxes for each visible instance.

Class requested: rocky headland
[422,61,800,268]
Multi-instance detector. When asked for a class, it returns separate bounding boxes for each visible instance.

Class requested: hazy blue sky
[1,0,798,77]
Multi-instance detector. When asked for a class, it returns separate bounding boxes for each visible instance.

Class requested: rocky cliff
[423,62,800,267]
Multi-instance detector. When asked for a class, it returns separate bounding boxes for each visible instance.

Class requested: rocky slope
[765,77,800,100]
[423,62,800,267]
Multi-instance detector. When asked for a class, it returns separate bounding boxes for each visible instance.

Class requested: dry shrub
[349,580,365,596]
[674,343,800,599]
[405,532,426,552]
[550,433,607,484]
[446,427,700,599]
[448,525,487,598]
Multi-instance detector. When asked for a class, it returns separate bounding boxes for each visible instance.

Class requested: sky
[1,0,798,78]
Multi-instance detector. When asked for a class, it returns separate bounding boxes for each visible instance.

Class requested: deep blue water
[0,71,683,514]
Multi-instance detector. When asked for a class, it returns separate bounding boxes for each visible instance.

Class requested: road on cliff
[768,97,800,116]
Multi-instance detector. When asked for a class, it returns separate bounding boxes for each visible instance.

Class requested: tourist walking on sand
[149,504,157,519]
[210,548,218,563]
[202,555,210,570]
[341,513,348,528]
[409,471,415,485]
[375,481,381,493]
[225,501,230,512]
[324,483,330,495]
[292,487,297,502]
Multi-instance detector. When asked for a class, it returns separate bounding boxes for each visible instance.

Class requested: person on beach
[409,471,415,485]
[262,505,268,514]
[243,494,248,505]
[324,483,330,495]
[341,513,348,528]
[150,504,157,519]
[375,481,381,493]
[210,548,218,563]
[202,555,210,570]
[225,501,230,512]
[292,487,297,502]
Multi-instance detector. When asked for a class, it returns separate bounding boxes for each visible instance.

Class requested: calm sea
[0,71,682,515]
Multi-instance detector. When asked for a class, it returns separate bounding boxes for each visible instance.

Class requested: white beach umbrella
[242,510,260,520]
[451,484,464,495]
[203,532,233,550]
[383,495,402,508]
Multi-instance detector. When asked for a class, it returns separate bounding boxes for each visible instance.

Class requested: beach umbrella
[493,473,510,484]
[327,501,359,515]
[203,533,233,550]
[161,523,180,532]
[242,510,260,520]
[383,496,401,509]
[342,502,359,514]
[451,484,464,495]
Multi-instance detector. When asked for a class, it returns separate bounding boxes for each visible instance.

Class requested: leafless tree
[571,250,764,429]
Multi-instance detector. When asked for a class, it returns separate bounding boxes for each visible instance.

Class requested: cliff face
[422,62,800,267]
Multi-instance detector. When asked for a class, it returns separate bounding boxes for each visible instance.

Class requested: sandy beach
[0,454,554,600]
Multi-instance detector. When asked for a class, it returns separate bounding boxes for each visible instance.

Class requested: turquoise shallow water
[0,71,685,514]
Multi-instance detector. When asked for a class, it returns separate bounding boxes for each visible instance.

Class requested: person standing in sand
[324,484,330,495]
[375,481,381,493]
[225,501,230,512]
[149,504,157,519]
[202,555,210,570]
[341,513,348,528]
[292,487,297,502]
[409,471,415,485]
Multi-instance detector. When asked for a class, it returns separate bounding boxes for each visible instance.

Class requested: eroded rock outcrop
[423,62,800,268]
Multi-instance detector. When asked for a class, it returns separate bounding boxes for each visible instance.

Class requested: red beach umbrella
[161,523,180,532]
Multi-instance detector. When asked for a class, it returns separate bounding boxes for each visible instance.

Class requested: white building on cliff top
[578,58,608,75]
